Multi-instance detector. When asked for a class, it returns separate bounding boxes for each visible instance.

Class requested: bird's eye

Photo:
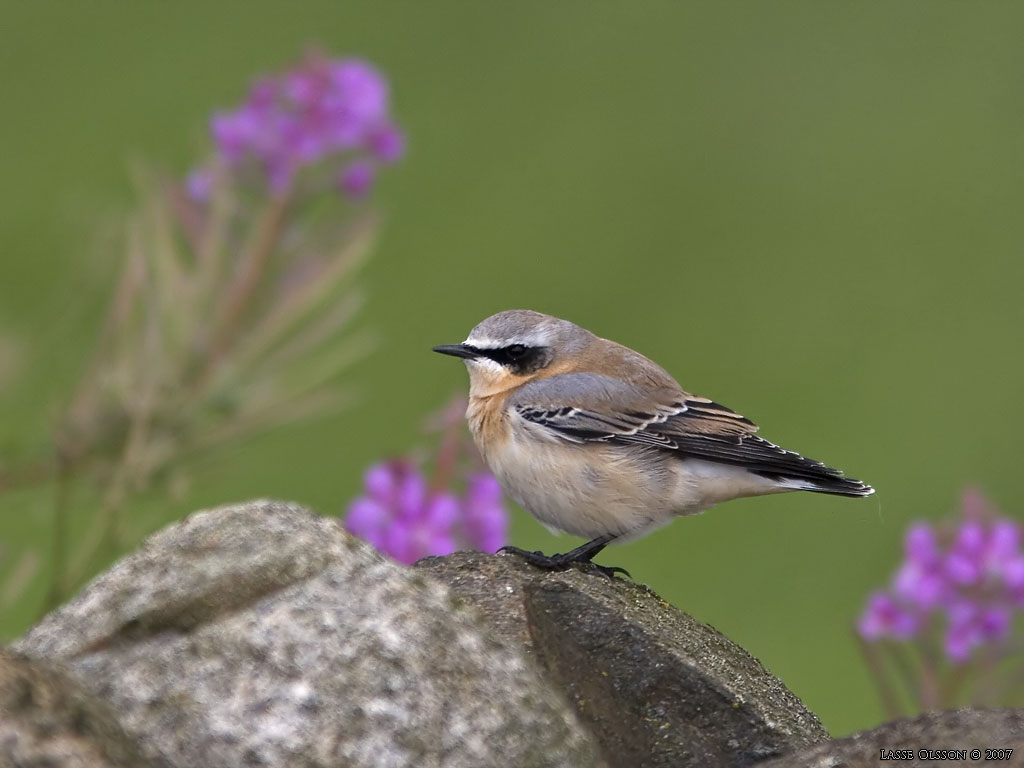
[506,344,527,359]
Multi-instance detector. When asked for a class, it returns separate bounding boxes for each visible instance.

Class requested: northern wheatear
[434,310,873,575]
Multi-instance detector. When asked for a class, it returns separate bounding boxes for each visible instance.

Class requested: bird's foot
[497,545,560,569]
[497,545,631,580]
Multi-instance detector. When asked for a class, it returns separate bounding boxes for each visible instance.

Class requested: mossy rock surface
[418,551,828,768]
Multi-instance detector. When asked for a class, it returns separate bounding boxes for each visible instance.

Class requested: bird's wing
[511,373,858,486]
[512,372,755,444]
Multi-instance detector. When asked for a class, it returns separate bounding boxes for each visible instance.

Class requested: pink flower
[462,473,508,554]
[189,54,403,199]
[858,592,920,640]
[344,460,508,565]
[339,161,374,198]
[858,490,1024,662]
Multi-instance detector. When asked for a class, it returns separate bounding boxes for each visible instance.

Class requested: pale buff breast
[468,396,685,539]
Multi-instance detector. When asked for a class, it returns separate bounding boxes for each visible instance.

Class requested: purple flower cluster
[859,490,1024,662]
[344,460,508,565]
[190,54,404,198]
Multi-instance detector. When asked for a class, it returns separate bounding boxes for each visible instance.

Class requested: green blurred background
[2,1,1023,735]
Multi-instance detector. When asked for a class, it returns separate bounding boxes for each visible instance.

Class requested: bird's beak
[432,343,480,360]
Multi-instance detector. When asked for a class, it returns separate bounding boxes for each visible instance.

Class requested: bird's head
[433,310,594,397]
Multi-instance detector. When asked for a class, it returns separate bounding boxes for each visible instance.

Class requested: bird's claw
[497,545,630,579]
[588,563,632,580]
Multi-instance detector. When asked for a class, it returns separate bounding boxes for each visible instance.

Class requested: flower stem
[205,194,290,369]
[887,641,924,712]
[918,637,942,710]
[42,453,72,612]
[855,632,903,719]
[941,660,970,707]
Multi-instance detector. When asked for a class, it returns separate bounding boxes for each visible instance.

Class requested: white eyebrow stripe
[465,330,553,349]
[464,335,503,348]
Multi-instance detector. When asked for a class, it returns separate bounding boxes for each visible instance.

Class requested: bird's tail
[773,474,875,498]
[733,436,875,497]
[672,432,875,498]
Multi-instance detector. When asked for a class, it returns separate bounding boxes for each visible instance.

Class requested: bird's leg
[499,533,630,578]
[498,534,614,568]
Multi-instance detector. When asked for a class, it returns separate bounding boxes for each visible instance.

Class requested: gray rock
[416,550,829,768]
[14,500,354,659]
[758,708,1024,768]
[0,649,162,768]
[13,500,602,768]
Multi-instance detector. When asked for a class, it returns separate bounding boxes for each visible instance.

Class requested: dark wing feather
[512,374,757,446]
[516,399,687,449]
[512,373,872,496]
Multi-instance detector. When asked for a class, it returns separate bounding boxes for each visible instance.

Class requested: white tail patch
[774,477,826,492]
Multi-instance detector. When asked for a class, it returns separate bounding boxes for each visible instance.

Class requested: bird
[433,310,873,576]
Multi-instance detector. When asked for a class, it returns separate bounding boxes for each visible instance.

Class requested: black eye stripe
[478,346,527,365]
[476,344,549,372]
